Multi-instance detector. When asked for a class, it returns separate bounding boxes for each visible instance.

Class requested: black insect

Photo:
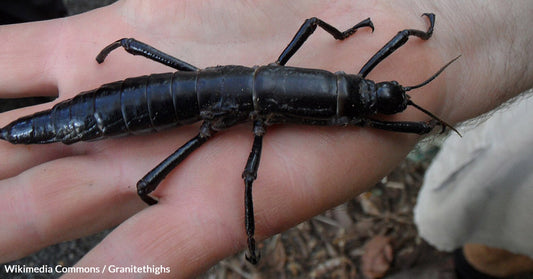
[0,13,458,264]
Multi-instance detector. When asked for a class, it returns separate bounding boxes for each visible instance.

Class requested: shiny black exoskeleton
[0,13,459,264]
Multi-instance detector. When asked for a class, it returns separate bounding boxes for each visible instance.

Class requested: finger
[0,21,61,98]
[0,7,173,100]
[0,150,146,262]
[0,141,76,180]
[71,199,244,279]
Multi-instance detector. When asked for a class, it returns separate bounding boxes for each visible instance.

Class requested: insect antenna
[402,55,461,91]
[403,55,462,136]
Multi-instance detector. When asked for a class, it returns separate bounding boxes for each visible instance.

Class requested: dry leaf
[361,235,393,278]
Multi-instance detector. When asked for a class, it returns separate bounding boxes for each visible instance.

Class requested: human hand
[0,1,531,278]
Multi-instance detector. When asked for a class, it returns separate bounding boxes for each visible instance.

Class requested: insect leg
[136,122,214,205]
[358,13,434,78]
[275,17,374,66]
[361,118,441,135]
[95,38,199,71]
[242,121,266,264]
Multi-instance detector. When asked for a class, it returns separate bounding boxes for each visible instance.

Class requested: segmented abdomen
[1,73,200,144]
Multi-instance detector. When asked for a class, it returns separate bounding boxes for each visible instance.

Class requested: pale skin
[0,0,531,278]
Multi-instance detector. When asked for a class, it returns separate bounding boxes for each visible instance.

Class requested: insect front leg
[358,13,435,78]
[242,121,266,264]
[360,118,443,135]
[275,17,374,65]
[95,38,199,71]
[136,122,214,205]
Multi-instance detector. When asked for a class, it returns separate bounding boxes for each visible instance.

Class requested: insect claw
[140,194,158,206]
[447,123,462,137]
[95,39,124,63]
[439,123,446,134]
[245,251,261,265]
[432,119,447,134]
[245,237,261,264]
[428,119,462,136]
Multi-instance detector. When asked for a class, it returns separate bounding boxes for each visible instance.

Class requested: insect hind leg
[96,38,199,71]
